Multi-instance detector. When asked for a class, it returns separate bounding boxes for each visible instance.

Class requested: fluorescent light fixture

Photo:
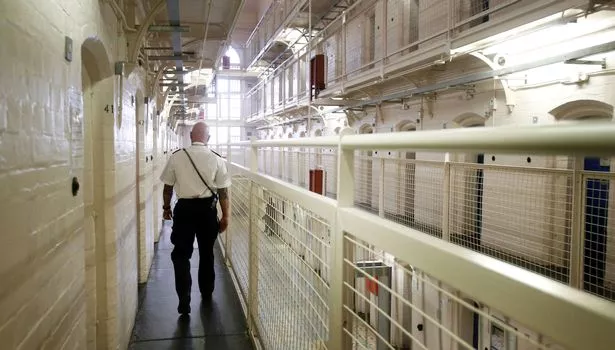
[482,12,615,57]
[450,11,575,55]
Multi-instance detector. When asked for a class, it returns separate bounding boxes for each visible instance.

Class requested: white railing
[217,123,615,350]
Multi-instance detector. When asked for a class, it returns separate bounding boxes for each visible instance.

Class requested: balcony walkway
[129,222,254,350]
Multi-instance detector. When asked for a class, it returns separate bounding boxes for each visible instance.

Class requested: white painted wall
[0,1,175,349]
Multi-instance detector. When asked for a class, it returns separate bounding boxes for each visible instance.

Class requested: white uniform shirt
[159,143,231,198]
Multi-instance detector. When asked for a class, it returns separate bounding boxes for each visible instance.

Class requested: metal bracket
[471,52,516,113]
[564,58,607,69]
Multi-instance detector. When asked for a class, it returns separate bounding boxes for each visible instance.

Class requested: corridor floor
[129,222,254,350]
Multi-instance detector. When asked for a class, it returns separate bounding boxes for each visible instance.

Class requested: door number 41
[104,105,114,114]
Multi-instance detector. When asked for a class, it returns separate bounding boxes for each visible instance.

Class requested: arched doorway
[549,100,613,295]
[459,299,481,349]
[81,38,114,350]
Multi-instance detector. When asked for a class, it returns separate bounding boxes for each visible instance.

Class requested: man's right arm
[160,154,176,220]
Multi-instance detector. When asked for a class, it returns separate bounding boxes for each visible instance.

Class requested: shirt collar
[191,142,206,146]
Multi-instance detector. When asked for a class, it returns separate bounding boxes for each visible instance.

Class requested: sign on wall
[68,86,84,170]
[490,324,505,350]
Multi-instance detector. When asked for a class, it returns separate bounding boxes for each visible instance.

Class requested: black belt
[177,197,214,202]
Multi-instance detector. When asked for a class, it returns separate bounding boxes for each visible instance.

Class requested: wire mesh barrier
[382,156,445,238]
[225,175,252,301]
[226,168,333,349]
[342,233,566,350]
[219,124,615,350]
[251,186,331,349]
[355,151,379,215]
[581,170,615,299]
[449,163,573,284]
[243,145,615,302]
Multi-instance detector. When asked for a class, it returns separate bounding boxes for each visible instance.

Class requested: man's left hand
[219,216,229,232]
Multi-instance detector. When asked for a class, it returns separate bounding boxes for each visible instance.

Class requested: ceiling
[132,0,260,124]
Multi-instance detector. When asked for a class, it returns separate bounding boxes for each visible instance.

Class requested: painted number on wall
[104,104,114,113]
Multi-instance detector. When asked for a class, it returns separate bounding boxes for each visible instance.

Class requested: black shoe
[201,292,213,302]
[178,301,191,315]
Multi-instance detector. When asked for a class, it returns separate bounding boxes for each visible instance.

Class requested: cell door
[583,157,610,294]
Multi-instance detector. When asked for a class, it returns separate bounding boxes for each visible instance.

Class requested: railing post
[224,142,233,265]
[379,156,385,218]
[227,142,232,165]
[442,153,451,242]
[329,132,354,350]
[341,11,347,91]
[247,139,260,338]
[569,157,585,289]
[381,0,387,76]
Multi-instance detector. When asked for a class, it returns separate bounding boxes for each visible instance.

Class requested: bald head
[190,122,210,144]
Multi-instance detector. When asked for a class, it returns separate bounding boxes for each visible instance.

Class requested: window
[230,79,241,93]
[226,47,241,66]
[217,126,229,145]
[206,103,217,119]
[220,98,229,119]
[218,79,228,92]
[229,96,241,119]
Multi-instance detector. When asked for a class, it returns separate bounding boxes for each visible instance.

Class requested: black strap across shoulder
[182,148,218,200]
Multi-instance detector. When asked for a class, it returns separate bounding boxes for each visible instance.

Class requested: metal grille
[355,151,379,214]
[227,175,251,300]
[251,184,331,349]
[582,170,614,300]
[344,13,365,80]
[382,155,444,238]
[417,0,448,48]
[449,163,573,283]
[342,233,567,350]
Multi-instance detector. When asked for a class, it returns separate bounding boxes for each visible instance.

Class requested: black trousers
[170,197,219,303]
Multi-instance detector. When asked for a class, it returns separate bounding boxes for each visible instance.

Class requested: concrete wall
[0,1,174,349]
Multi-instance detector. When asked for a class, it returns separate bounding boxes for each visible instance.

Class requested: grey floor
[129,221,254,350]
